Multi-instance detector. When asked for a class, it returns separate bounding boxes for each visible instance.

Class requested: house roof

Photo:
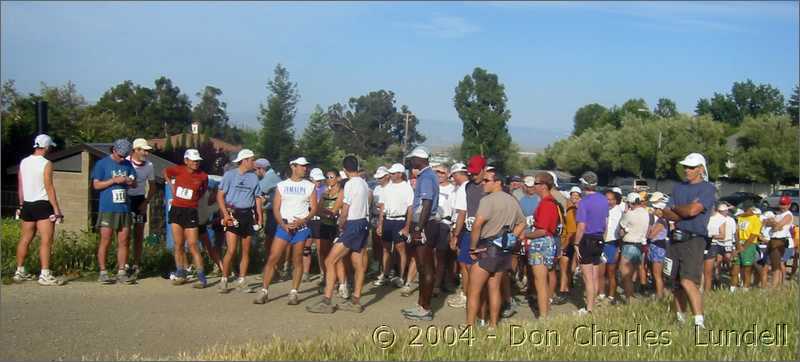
[6,143,176,180]
[147,133,242,153]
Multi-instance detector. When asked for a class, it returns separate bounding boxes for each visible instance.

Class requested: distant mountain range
[229,112,567,152]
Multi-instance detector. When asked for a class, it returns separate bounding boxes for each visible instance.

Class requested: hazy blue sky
[2,1,798,148]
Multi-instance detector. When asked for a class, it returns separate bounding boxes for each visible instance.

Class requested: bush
[1,218,173,281]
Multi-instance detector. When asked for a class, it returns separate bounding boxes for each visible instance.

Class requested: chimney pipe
[36,101,48,134]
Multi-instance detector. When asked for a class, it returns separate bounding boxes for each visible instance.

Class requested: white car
[761,188,799,213]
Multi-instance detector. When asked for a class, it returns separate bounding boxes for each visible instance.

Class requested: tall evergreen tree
[297,105,338,171]
[258,64,299,173]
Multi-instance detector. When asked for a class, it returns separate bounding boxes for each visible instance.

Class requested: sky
[2,1,798,150]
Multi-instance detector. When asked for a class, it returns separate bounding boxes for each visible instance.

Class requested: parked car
[762,188,800,213]
[613,178,650,195]
[719,192,764,211]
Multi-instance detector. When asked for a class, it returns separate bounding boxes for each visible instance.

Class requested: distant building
[148,133,242,154]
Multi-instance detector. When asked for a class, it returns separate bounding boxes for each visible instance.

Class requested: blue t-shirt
[518,194,541,217]
[221,168,262,209]
[92,156,136,213]
[668,181,716,237]
[413,166,439,218]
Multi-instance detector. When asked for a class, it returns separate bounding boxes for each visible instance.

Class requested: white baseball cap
[309,168,325,181]
[523,175,536,187]
[132,138,153,150]
[547,171,559,188]
[450,163,468,175]
[679,152,708,181]
[405,146,430,159]
[388,163,406,174]
[611,187,623,195]
[33,134,56,148]
[626,192,642,204]
[290,157,310,166]
[373,166,388,179]
[569,186,582,195]
[233,149,255,163]
[183,149,203,161]
[649,191,665,203]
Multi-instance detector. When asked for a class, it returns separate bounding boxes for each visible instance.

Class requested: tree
[147,76,192,136]
[297,105,339,171]
[192,85,238,142]
[327,90,424,160]
[731,115,799,185]
[453,67,513,172]
[39,81,88,146]
[696,79,785,126]
[787,84,799,125]
[654,98,678,118]
[93,80,156,136]
[572,103,608,135]
[259,64,299,172]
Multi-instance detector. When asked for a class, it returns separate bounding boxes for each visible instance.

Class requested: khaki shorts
[96,212,132,231]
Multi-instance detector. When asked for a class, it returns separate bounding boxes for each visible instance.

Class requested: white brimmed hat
[183,149,203,161]
[626,192,642,204]
[523,175,536,187]
[450,163,468,175]
[233,149,255,163]
[373,166,388,179]
[679,152,708,182]
[569,186,582,195]
[309,168,325,181]
[132,138,153,150]
[290,157,310,166]
[388,163,406,174]
[405,146,430,159]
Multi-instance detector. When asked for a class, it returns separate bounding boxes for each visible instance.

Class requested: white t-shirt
[277,178,315,222]
[708,213,727,246]
[620,207,649,244]
[126,157,154,197]
[723,216,737,247]
[344,176,370,220]
[771,211,793,239]
[379,181,414,218]
[452,182,467,218]
[605,204,624,242]
[20,155,49,202]
[437,183,455,221]
[761,215,773,241]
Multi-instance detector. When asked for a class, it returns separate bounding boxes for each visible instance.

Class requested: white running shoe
[338,283,349,299]
[373,274,386,287]
[38,274,62,286]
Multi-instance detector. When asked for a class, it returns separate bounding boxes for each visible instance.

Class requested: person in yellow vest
[732,207,762,291]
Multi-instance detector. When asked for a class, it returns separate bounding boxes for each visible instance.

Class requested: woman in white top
[256,157,318,306]
[14,134,63,286]
[768,196,794,287]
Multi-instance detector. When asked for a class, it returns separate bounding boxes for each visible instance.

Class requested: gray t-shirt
[220,168,262,209]
[476,191,526,239]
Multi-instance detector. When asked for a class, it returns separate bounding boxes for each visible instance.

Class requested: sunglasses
[685,165,701,170]
[482,179,496,184]
[326,176,336,179]
[534,182,546,186]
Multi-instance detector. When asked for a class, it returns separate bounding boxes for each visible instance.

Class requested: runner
[446,162,471,309]
[164,149,209,287]
[374,163,414,289]
[401,146,441,321]
[13,134,64,286]
[466,168,527,328]
[704,203,729,292]
[433,164,456,296]
[255,157,317,305]
[217,149,263,293]
[93,139,137,284]
[126,138,155,281]
[370,166,390,283]
[732,206,762,291]
[661,153,716,328]
[598,188,623,304]
[756,211,774,288]
[573,171,608,315]
[768,196,793,287]
[617,193,649,303]
[523,172,561,319]
[559,187,581,302]
[647,194,670,298]
[306,155,370,314]
[198,174,223,275]
[305,167,327,282]
[316,169,346,293]
[518,176,542,301]
[255,158,280,271]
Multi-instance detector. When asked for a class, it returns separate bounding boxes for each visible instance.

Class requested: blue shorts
[457,232,474,265]
[602,242,619,265]
[620,244,643,264]
[649,243,667,263]
[339,218,369,252]
[527,236,557,268]
[756,245,769,266]
[382,219,406,243]
[275,224,311,245]
[784,248,796,262]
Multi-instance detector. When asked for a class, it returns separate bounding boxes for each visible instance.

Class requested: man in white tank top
[14,134,64,286]
[769,196,794,287]
[255,157,318,306]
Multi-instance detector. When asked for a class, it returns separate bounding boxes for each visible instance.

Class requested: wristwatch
[414,225,422,233]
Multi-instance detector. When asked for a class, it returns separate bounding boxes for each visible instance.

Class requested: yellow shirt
[737,215,762,245]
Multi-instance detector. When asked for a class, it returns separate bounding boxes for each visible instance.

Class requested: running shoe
[193,271,208,289]
[218,278,230,294]
[129,265,141,282]
[234,277,248,292]
[302,272,311,283]
[288,289,300,305]
[373,274,386,287]
[38,274,62,286]
[447,291,467,308]
[253,288,269,304]
[391,276,405,288]
[337,299,364,313]
[501,301,517,318]
[402,305,433,321]
[306,299,335,314]
[551,293,568,305]
[400,283,413,297]
[117,270,131,285]
[338,283,349,299]
[13,270,36,283]
[98,271,115,284]
[575,308,591,316]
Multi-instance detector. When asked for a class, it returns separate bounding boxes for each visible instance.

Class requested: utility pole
[402,111,413,154]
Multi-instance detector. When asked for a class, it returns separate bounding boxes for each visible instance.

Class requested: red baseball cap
[780,195,792,206]
[467,155,486,174]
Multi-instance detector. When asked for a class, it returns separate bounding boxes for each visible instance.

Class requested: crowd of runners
[13,135,800,328]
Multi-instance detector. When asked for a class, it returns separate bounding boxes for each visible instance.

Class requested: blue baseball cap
[113,139,132,157]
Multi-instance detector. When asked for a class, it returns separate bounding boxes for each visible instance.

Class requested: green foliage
[327,90,424,161]
[454,67,513,172]
[259,64,299,174]
[572,103,608,136]
[297,105,340,171]
[730,115,799,184]
[788,84,799,125]
[696,79,786,126]
[1,219,173,281]
[654,98,678,119]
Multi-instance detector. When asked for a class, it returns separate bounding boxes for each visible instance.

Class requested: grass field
[155,282,799,361]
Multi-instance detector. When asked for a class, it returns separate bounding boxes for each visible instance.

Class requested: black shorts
[410,220,441,248]
[578,234,604,265]
[704,244,726,260]
[309,219,322,239]
[130,195,147,223]
[168,206,199,229]
[434,222,451,251]
[666,235,705,286]
[20,200,53,222]
[198,223,208,235]
[319,222,338,240]
[225,208,255,238]
[477,243,512,274]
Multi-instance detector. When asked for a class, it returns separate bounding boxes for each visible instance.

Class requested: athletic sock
[16,266,25,274]
[40,269,51,277]
[694,315,705,326]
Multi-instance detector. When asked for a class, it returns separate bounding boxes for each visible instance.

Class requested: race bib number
[663,257,673,276]
[112,189,127,204]
[465,216,476,231]
[526,215,535,227]
[175,186,194,200]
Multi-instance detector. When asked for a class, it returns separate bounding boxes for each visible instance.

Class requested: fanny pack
[480,226,517,252]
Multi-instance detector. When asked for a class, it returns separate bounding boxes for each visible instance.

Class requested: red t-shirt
[534,195,559,236]
[165,165,208,208]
